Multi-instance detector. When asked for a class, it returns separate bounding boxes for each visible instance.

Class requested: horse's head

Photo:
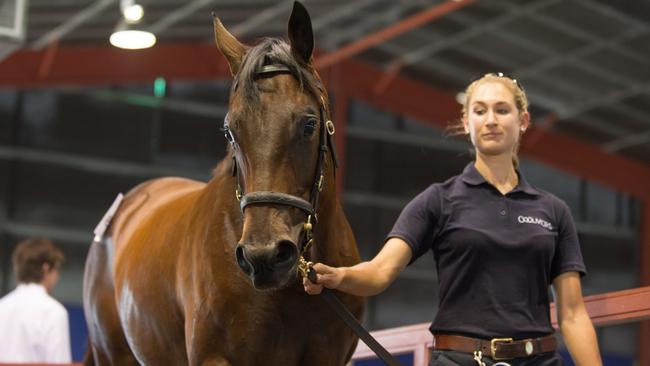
[214,2,336,290]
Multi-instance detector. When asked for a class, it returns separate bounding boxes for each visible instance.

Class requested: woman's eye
[474,109,485,115]
[303,117,317,137]
[497,108,510,114]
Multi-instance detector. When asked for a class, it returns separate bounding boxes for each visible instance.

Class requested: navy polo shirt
[387,163,586,340]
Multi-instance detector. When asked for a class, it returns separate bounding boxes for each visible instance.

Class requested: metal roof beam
[398,0,560,67]
[311,0,382,32]
[377,38,568,113]
[603,130,650,153]
[1,221,91,245]
[446,10,645,118]
[0,144,210,180]
[321,4,406,51]
[529,10,648,65]
[562,83,650,120]
[315,0,474,69]
[147,0,217,35]
[230,0,305,37]
[29,0,113,50]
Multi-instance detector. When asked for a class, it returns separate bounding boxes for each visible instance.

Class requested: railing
[2,287,648,366]
[352,286,650,365]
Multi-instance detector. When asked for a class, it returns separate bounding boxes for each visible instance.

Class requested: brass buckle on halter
[235,188,242,201]
[490,338,513,360]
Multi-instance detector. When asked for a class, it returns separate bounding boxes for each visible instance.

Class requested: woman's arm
[553,271,602,366]
[303,237,412,296]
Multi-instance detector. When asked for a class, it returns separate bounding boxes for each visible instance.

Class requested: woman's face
[464,81,529,158]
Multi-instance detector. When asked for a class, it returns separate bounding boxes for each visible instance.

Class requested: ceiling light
[123,4,144,23]
[110,0,156,50]
[110,28,156,50]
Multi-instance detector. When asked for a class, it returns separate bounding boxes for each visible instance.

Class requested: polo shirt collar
[461,163,486,186]
[461,163,540,196]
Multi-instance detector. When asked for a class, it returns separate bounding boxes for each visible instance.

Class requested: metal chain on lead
[297,215,315,279]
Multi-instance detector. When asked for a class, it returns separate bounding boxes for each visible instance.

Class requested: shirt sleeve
[386,184,441,265]
[550,198,587,281]
[43,304,72,363]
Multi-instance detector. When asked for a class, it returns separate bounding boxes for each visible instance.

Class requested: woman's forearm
[560,311,602,366]
[337,261,394,296]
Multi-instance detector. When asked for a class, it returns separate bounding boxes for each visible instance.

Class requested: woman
[303,73,602,366]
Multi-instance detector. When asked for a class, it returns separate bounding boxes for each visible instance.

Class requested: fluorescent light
[110,29,156,50]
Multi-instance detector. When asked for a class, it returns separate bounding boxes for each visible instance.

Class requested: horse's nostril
[235,245,253,276]
[275,240,297,267]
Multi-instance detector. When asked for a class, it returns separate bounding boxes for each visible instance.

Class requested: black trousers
[429,350,565,366]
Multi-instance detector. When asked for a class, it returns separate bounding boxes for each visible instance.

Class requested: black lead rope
[306,268,404,366]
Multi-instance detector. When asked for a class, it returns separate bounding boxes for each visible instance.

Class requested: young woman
[304,73,602,366]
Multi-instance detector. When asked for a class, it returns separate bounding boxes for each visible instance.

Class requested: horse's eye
[303,117,317,137]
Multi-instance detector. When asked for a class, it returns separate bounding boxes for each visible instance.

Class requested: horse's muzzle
[235,240,298,289]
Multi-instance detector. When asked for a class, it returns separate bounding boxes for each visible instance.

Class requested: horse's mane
[235,38,323,108]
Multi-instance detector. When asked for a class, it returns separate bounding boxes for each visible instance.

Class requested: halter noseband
[223,63,338,271]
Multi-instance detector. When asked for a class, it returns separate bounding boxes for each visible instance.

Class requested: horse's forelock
[234,38,321,108]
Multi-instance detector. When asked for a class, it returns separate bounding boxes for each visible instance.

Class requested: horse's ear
[213,15,246,76]
[287,2,314,65]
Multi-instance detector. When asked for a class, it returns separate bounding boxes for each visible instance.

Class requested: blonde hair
[450,73,530,168]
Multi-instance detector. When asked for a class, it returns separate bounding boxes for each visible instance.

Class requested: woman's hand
[302,263,344,295]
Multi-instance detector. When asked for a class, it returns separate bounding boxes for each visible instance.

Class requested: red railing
[352,286,650,365]
[2,287,648,366]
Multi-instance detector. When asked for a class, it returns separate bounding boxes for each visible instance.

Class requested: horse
[82,3,364,365]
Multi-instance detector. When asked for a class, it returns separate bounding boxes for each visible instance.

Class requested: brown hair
[449,73,530,167]
[12,238,64,283]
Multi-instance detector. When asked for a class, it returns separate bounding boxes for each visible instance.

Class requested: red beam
[338,58,460,129]
[0,43,230,87]
[315,0,474,70]
[519,129,650,200]
[1,43,649,200]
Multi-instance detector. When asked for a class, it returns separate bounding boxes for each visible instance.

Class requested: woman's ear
[519,111,531,133]
[462,116,470,134]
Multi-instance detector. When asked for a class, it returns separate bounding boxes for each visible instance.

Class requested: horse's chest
[219,299,353,365]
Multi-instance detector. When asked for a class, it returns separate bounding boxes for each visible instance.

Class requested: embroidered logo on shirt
[517,215,553,230]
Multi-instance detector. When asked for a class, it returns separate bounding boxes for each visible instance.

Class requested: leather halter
[223,63,338,255]
[225,64,402,366]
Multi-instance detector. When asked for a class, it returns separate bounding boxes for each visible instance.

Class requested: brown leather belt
[433,334,557,360]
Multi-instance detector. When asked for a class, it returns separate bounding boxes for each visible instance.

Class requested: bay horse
[82,2,364,365]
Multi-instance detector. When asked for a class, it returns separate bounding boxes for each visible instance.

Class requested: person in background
[0,237,72,363]
[304,73,602,366]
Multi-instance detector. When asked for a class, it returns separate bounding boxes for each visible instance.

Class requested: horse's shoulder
[110,177,205,255]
